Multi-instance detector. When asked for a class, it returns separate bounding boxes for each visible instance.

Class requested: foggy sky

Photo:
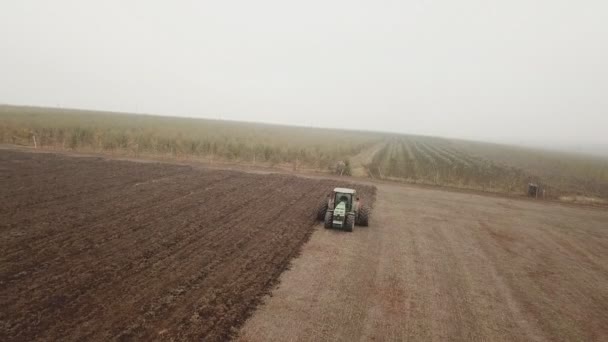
[1,1,607,147]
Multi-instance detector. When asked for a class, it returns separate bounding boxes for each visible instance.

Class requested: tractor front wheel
[356,206,370,226]
[317,201,328,221]
[324,211,333,229]
[344,214,354,232]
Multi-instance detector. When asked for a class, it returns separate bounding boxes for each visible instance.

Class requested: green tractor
[317,188,370,232]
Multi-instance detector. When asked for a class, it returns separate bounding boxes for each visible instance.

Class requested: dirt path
[349,142,385,178]
[238,183,608,341]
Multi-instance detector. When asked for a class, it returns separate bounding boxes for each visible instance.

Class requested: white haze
[1,1,607,154]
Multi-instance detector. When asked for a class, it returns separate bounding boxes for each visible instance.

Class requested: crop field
[367,137,608,200]
[2,105,607,201]
[0,105,384,172]
[368,137,529,191]
[0,150,375,341]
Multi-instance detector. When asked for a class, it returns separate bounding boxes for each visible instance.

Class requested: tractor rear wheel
[324,211,333,229]
[344,214,354,232]
[356,206,370,226]
[317,201,328,221]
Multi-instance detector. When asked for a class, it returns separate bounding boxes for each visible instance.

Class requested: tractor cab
[331,187,357,212]
[323,188,357,231]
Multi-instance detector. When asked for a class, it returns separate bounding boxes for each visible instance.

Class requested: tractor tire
[324,210,333,229]
[317,201,328,221]
[356,206,370,227]
[344,214,354,232]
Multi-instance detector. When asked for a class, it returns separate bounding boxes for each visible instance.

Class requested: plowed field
[0,150,375,341]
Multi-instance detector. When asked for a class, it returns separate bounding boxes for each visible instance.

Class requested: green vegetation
[2,105,607,200]
[367,136,608,200]
[0,105,383,171]
[368,137,529,192]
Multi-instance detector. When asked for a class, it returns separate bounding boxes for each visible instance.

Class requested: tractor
[317,187,370,232]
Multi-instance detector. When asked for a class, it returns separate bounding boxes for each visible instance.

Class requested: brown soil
[239,179,608,341]
[0,150,375,341]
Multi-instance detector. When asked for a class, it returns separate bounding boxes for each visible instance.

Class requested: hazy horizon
[2,1,607,152]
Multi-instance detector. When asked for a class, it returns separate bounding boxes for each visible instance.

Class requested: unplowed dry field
[0,150,375,341]
[240,179,608,342]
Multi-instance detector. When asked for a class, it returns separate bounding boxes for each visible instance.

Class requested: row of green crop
[369,138,533,193]
[449,139,608,198]
[368,136,608,198]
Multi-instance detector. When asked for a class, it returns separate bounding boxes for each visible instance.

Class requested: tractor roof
[334,187,356,194]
